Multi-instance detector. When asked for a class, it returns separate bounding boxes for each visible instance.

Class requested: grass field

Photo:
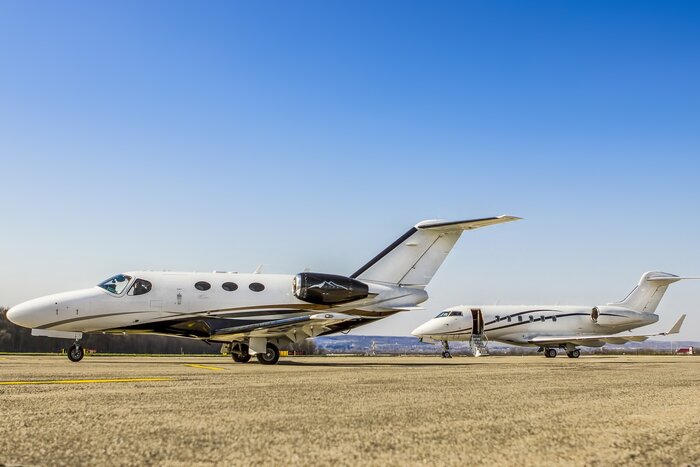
[0,355,698,466]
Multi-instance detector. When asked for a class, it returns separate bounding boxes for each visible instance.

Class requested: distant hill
[314,335,700,356]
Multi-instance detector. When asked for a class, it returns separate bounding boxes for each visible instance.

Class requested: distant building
[676,346,694,355]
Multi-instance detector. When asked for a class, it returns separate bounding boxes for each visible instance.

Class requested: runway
[1,355,698,466]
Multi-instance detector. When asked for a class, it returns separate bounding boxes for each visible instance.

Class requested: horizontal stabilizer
[351,215,521,286]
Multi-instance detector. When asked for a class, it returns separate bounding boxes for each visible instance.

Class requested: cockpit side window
[98,274,132,294]
[448,311,463,317]
[436,311,450,318]
[128,279,152,296]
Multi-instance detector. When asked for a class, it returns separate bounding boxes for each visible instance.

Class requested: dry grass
[0,355,698,466]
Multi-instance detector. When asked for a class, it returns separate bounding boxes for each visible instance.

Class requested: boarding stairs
[469,333,489,357]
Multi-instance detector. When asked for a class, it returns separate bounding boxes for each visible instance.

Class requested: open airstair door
[470,308,489,357]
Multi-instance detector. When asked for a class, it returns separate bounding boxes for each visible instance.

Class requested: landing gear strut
[567,349,581,358]
[544,348,557,358]
[256,343,280,365]
[67,343,84,362]
[441,341,452,359]
[231,343,251,363]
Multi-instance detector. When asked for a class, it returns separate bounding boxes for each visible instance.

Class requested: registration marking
[184,364,225,371]
[0,377,173,386]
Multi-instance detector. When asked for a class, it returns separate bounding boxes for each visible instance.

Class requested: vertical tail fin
[610,272,696,313]
[350,216,520,287]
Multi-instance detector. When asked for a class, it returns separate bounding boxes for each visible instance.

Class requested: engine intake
[294,273,369,305]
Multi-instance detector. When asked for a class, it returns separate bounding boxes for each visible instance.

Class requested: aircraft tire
[232,353,251,363]
[256,343,280,365]
[441,351,452,359]
[545,348,557,358]
[567,349,581,358]
[231,343,251,363]
[68,344,84,362]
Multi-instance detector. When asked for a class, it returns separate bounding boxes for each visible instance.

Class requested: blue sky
[0,1,699,339]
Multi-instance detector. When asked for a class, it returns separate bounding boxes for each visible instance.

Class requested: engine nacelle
[293,272,369,305]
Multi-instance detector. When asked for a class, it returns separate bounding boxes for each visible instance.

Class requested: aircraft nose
[411,323,428,337]
[6,303,28,327]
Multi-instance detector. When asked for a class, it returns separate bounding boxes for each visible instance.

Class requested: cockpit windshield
[436,311,450,318]
[98,274,132,294]
[448,311,463,317]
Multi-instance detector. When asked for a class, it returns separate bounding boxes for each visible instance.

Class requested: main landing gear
[256,343,280,365]
[231,343,251,363]
[542,347,580,358]
[229,342,281,364]
[441,341,452,359]
[67,342,84,362]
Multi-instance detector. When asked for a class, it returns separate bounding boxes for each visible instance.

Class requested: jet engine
[293,272,369,305]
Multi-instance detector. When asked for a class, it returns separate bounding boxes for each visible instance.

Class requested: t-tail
[610,271,700,313]
[350,215,520,287]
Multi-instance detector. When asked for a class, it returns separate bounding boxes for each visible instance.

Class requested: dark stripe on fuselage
[439,310,628,335]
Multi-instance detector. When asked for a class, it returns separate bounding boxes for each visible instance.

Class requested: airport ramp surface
[0,355,698,466]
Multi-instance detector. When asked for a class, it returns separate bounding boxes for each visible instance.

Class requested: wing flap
[211,313,362,341]
[528,314,686,347]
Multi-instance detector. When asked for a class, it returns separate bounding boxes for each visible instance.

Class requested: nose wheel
[67,343,84,362]
[441,341,452,359]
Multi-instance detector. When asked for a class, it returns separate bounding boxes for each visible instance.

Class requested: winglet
[666,314,686,335]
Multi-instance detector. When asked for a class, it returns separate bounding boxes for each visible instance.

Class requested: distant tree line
[0,307,319,355]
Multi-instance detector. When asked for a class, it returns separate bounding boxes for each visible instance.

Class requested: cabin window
[518,316,523,322]
[195,281,211,291]
[495,315,500,322]
[540,316,545,322]
[98,274,132,294]
[249,282,265,292]
[448,311,463,317]
[128,279,152,296]
[222,282,238,292]
[507,316,512,322]
[436,311,449,318]
[552,316,557,322]
[529,315,534,322]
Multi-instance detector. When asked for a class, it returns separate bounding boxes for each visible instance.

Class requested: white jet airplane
[6,215,519,364]
[412,271,694,358]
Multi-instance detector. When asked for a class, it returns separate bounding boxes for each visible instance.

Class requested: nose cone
[6,302,32,328]
[411,322,430,337]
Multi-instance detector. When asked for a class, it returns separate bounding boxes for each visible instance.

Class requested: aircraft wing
[210,312,363,341]
[528,314,686,347]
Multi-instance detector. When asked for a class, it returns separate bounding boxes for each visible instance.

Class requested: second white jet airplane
[412,271,694,358]
[7,215,519,364]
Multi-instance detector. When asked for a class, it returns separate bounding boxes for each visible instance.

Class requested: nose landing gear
[67,343,84,362]
[441,341,452,359]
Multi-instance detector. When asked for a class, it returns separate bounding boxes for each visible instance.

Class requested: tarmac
[1,355,698,466]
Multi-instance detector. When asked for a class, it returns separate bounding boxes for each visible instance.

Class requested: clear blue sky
[1,1,698,339]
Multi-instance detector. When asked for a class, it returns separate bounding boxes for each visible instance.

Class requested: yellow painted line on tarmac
[0,357,8,360]
[184,363,225,371]
[0,377,173,386]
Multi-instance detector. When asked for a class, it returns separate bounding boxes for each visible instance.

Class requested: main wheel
[256,343,280,365]
[567,349,581,358]
[545,348,557,358]
[68,344,84,362]
[231,343,251,363]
